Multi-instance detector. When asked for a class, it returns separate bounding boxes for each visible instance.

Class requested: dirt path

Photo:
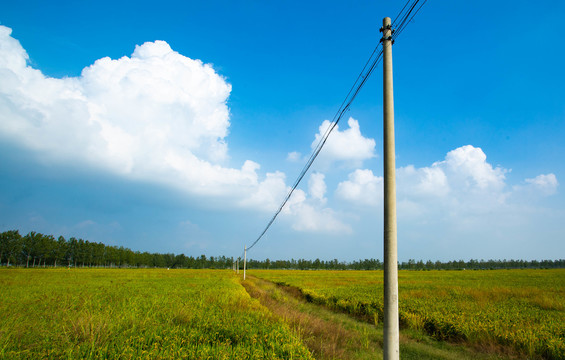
[241,275,519,360]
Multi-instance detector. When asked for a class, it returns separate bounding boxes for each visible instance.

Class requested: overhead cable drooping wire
[392,0,428,40]
[392,0,411,27]
[246,46,384,252]
[245,0,426,253]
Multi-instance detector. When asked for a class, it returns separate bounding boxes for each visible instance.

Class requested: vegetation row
[1,230,564,270]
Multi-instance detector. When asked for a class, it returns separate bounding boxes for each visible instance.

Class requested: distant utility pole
[381,16,400,360]
[243,246,247,280]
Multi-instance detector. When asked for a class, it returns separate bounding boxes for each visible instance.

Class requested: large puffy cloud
[310,117,376,169]
[0,26,283,205]
[442,145,506,191]
[336,169,383,206]
[395,145,507,208]
[337,145,557,210]
[335,145,559,259]
[238,170,288,211]
[81,40,231,164]
[393,146,507,221]
[282,190,352,234]
[0,26,355,237]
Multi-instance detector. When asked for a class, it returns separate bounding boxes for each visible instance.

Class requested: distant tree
[94,242,105,267]
[0,230,22,266]
[40,235,56,266]
[53,236,67,267]
[66,237,78,267]
[22,232,42,267]
[175,253,187,268]
[76,239,86,267]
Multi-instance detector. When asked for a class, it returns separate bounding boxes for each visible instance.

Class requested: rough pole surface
[382,16,400,360]
[243,246,247,280]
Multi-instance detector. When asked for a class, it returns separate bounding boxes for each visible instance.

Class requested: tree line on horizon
[0,230,232,269]
[1,230,563,270]
[247,257,565,271]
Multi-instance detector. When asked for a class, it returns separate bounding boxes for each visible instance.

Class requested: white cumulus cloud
[525,173,558,195]
[0,25,356,236]
[338,145,557,211]
[397,165,449,199]
[288,204,352,233]
[283,198,352,234]
[513,173,559,198]
[441,145,507,191]
[334,145,559,259]
[336,169,383,206]
[0,25,283,207]
[238,170,288,211]
[279,182,351,235]
[308,172,327,204]
[311,117,376,169]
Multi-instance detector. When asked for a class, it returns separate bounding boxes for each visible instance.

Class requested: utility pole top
[380,17,394,42]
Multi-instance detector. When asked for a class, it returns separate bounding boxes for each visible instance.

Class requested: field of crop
[0,268,312,359]
[2,268,564,360]
[253,269,565,360]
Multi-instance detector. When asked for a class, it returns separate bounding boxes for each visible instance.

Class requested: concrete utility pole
[237,258,239,274]
[243,246,247,280]
[381,16,400,360]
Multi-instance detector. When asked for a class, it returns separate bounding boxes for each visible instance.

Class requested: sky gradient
[1,0,564,262]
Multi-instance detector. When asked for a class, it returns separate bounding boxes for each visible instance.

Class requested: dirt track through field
[241,275,525,360]
[241,275,381,360]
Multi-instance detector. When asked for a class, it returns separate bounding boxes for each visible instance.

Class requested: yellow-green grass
[252,269,565,359]
[243,275,512,360]
[0,268,313,359]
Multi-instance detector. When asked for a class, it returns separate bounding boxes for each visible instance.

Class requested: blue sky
[1,0,563,262]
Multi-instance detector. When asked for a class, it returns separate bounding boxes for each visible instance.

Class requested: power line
[392,0,411,26]
[246,46,383,252]
[245,0,426,253]
[392,0,428,40]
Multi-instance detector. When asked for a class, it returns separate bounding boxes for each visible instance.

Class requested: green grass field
[1,268,563,359]
[253,269,565,359]
[0,268,312,359]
